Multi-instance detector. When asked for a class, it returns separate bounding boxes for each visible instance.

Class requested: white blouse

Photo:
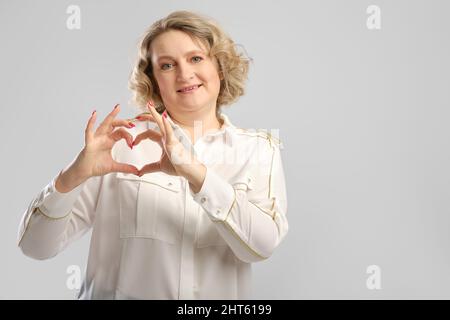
[17,112,288,299]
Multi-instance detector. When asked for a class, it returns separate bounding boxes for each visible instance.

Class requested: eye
[192,56,203,63]
[161,63,173,70]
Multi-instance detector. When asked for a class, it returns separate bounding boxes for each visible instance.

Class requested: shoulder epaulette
[235,128,282,148]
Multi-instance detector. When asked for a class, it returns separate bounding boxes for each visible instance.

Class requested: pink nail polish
[128,122,135,128]
[163,111,167,118]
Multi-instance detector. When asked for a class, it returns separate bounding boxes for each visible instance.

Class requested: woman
[17,10,288,299]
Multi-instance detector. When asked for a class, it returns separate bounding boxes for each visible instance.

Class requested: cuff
[38,170,87,219]
[192,167,236,221]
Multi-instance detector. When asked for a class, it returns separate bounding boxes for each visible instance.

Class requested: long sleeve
[191,143,288,263]
[17,170,100,260]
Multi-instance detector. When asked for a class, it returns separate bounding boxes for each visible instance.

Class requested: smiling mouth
[177,84,203,93]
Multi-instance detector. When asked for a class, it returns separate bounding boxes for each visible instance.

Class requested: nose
[176,61,195,82]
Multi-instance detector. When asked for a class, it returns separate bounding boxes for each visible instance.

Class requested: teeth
[180,85,199,92]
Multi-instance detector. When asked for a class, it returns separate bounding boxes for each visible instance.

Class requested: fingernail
[92,110,96,116]
[128,122,135,128]
[114,104,119,109]
[136,116,143,120]
[163,111,167,118]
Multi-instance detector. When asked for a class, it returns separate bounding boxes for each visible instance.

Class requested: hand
[79,104,140,178]
[132,101,206,186]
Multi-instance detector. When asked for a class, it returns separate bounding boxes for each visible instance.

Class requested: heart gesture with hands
[55,102,206,194]
[132,101,201,179]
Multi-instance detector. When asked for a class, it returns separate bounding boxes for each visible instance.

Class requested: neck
[167,106,223,143]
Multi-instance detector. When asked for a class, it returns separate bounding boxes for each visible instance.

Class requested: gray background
[1,0,449,299]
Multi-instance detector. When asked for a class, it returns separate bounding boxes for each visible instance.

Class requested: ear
[215,58,224,80]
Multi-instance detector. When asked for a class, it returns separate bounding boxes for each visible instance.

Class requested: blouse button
[167,182,173,187]
[201,197,207,203]
[216,209,221,214]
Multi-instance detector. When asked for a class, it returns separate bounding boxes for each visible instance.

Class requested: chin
[178,98,210,108]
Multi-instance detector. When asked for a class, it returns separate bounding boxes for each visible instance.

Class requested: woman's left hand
[132,101,206,192]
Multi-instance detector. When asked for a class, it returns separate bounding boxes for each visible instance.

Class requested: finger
[138,162,161,176]
[85,110,97,145]
[111,161,140,176]
[111,118,136,129]
[162,113,176,144]
[147,103,166,138]
[132,129,163,147]
[97,104,121,134]
[110,128,134,149]
[130,113,155,122]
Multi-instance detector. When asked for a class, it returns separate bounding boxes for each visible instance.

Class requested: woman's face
[150,29,222,114]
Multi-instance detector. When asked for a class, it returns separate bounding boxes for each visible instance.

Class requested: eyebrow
[156,50,206,62]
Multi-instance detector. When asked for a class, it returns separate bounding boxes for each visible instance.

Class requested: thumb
[138,162,161,177]
[111,161,140,176]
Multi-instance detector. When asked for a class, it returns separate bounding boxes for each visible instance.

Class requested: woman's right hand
[55,104,139,193]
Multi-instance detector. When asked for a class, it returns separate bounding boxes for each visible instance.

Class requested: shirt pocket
[116,172,183,244]
[232,169,255,191]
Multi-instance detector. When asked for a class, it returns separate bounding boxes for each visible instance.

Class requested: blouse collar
[147,111,237,147]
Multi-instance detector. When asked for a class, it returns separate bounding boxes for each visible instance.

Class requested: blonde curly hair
[128,10,252,115]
